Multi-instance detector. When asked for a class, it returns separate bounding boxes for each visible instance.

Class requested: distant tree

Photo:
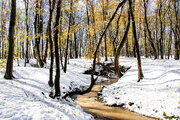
[4,0,16,79]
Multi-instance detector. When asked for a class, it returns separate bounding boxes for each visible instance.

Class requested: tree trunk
[144,27,148,58]
[115,10,130,77]
[74,32,78,58]
[34,0,44,67]
[173,1,179,60]
[48,0,55,92]
[64,0,72,73]
[53,0,62,97]
[143,0,157,59]
[59,11,64,70]
[129,0,144,82]
[159,1,164,59]
[24,0,29,67]
[4,0,16,79]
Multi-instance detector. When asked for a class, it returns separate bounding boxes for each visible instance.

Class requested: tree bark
[115,10,130,77]
[158,1,164,59]
[143,0,157,59]
[24,0,29,67]
[129,0,144,82]
[48,0,55,91]
[34,0,44,67]
[4,0,16,79]
[64,0,73,73]
[53,0,62,97]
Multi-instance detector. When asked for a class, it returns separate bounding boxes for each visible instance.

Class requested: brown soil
[75,78,158,120]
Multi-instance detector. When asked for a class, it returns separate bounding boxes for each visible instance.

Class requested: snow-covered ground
[0,59,94,120]
[101,57,180,119]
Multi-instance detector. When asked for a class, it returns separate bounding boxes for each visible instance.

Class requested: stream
[75,78,158,120]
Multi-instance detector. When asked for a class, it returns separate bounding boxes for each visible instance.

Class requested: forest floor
[0,57,179,120]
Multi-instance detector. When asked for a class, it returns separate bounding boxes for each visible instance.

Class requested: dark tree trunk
[129,0,144,82]
[174,29,179,60]
[53,0,62,97]
[173,1,179,60]
[143,0,157,59]
[74,32,78,58]
[48,0,55,91]
[167,16,173,59]
[43,24,49,63]
[102,0,108,61]
[24,0,29,67]
[126,39,129,57]
[144,27,148,58]
[4,0,16,79]
[113,7,123,56]
[115,10,130,77]
[155,8,159,58]
[159,1,164,59]
[64,0,72,73]
[34,0,44,67]
[59,11,64,70]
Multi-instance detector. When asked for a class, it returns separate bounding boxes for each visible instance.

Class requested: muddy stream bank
[75,78,157,120]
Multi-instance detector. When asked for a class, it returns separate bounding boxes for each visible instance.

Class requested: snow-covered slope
[101,57,180,119]
[0,59,93,120]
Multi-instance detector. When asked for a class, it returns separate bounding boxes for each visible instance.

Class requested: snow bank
[101,57,180,119]
[0,59,94,120]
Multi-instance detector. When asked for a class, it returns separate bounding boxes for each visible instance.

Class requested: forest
[0,0,179,120]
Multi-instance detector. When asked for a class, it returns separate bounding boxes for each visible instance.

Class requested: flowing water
[75,78,158,120]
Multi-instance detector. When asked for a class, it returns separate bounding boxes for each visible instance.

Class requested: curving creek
[75,78,158,120]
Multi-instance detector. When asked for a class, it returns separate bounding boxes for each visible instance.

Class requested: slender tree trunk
[74,32,78,58]
[144,28,148,58]
[34,0,44,67]
[59,11,64,70]
[113,7,123,56]
[159,1,164,59]
[155,9,159,58]
[129,0,144,82]
[64,0,72,73]
[126,39,129,57]
[167,20,172,59]
[102,0,108,61]
[143,0,157,59]
[4,0,16,79]
[53,0,62,97]
[43,24,49,63]
[48,0,55,95]
[24,0,29,67]
[173,1,179,60]
[115,10,130,77]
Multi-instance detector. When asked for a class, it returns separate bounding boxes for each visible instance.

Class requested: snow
[0,59,94,120]
[0,57,180,120]
[101,57,180,119]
